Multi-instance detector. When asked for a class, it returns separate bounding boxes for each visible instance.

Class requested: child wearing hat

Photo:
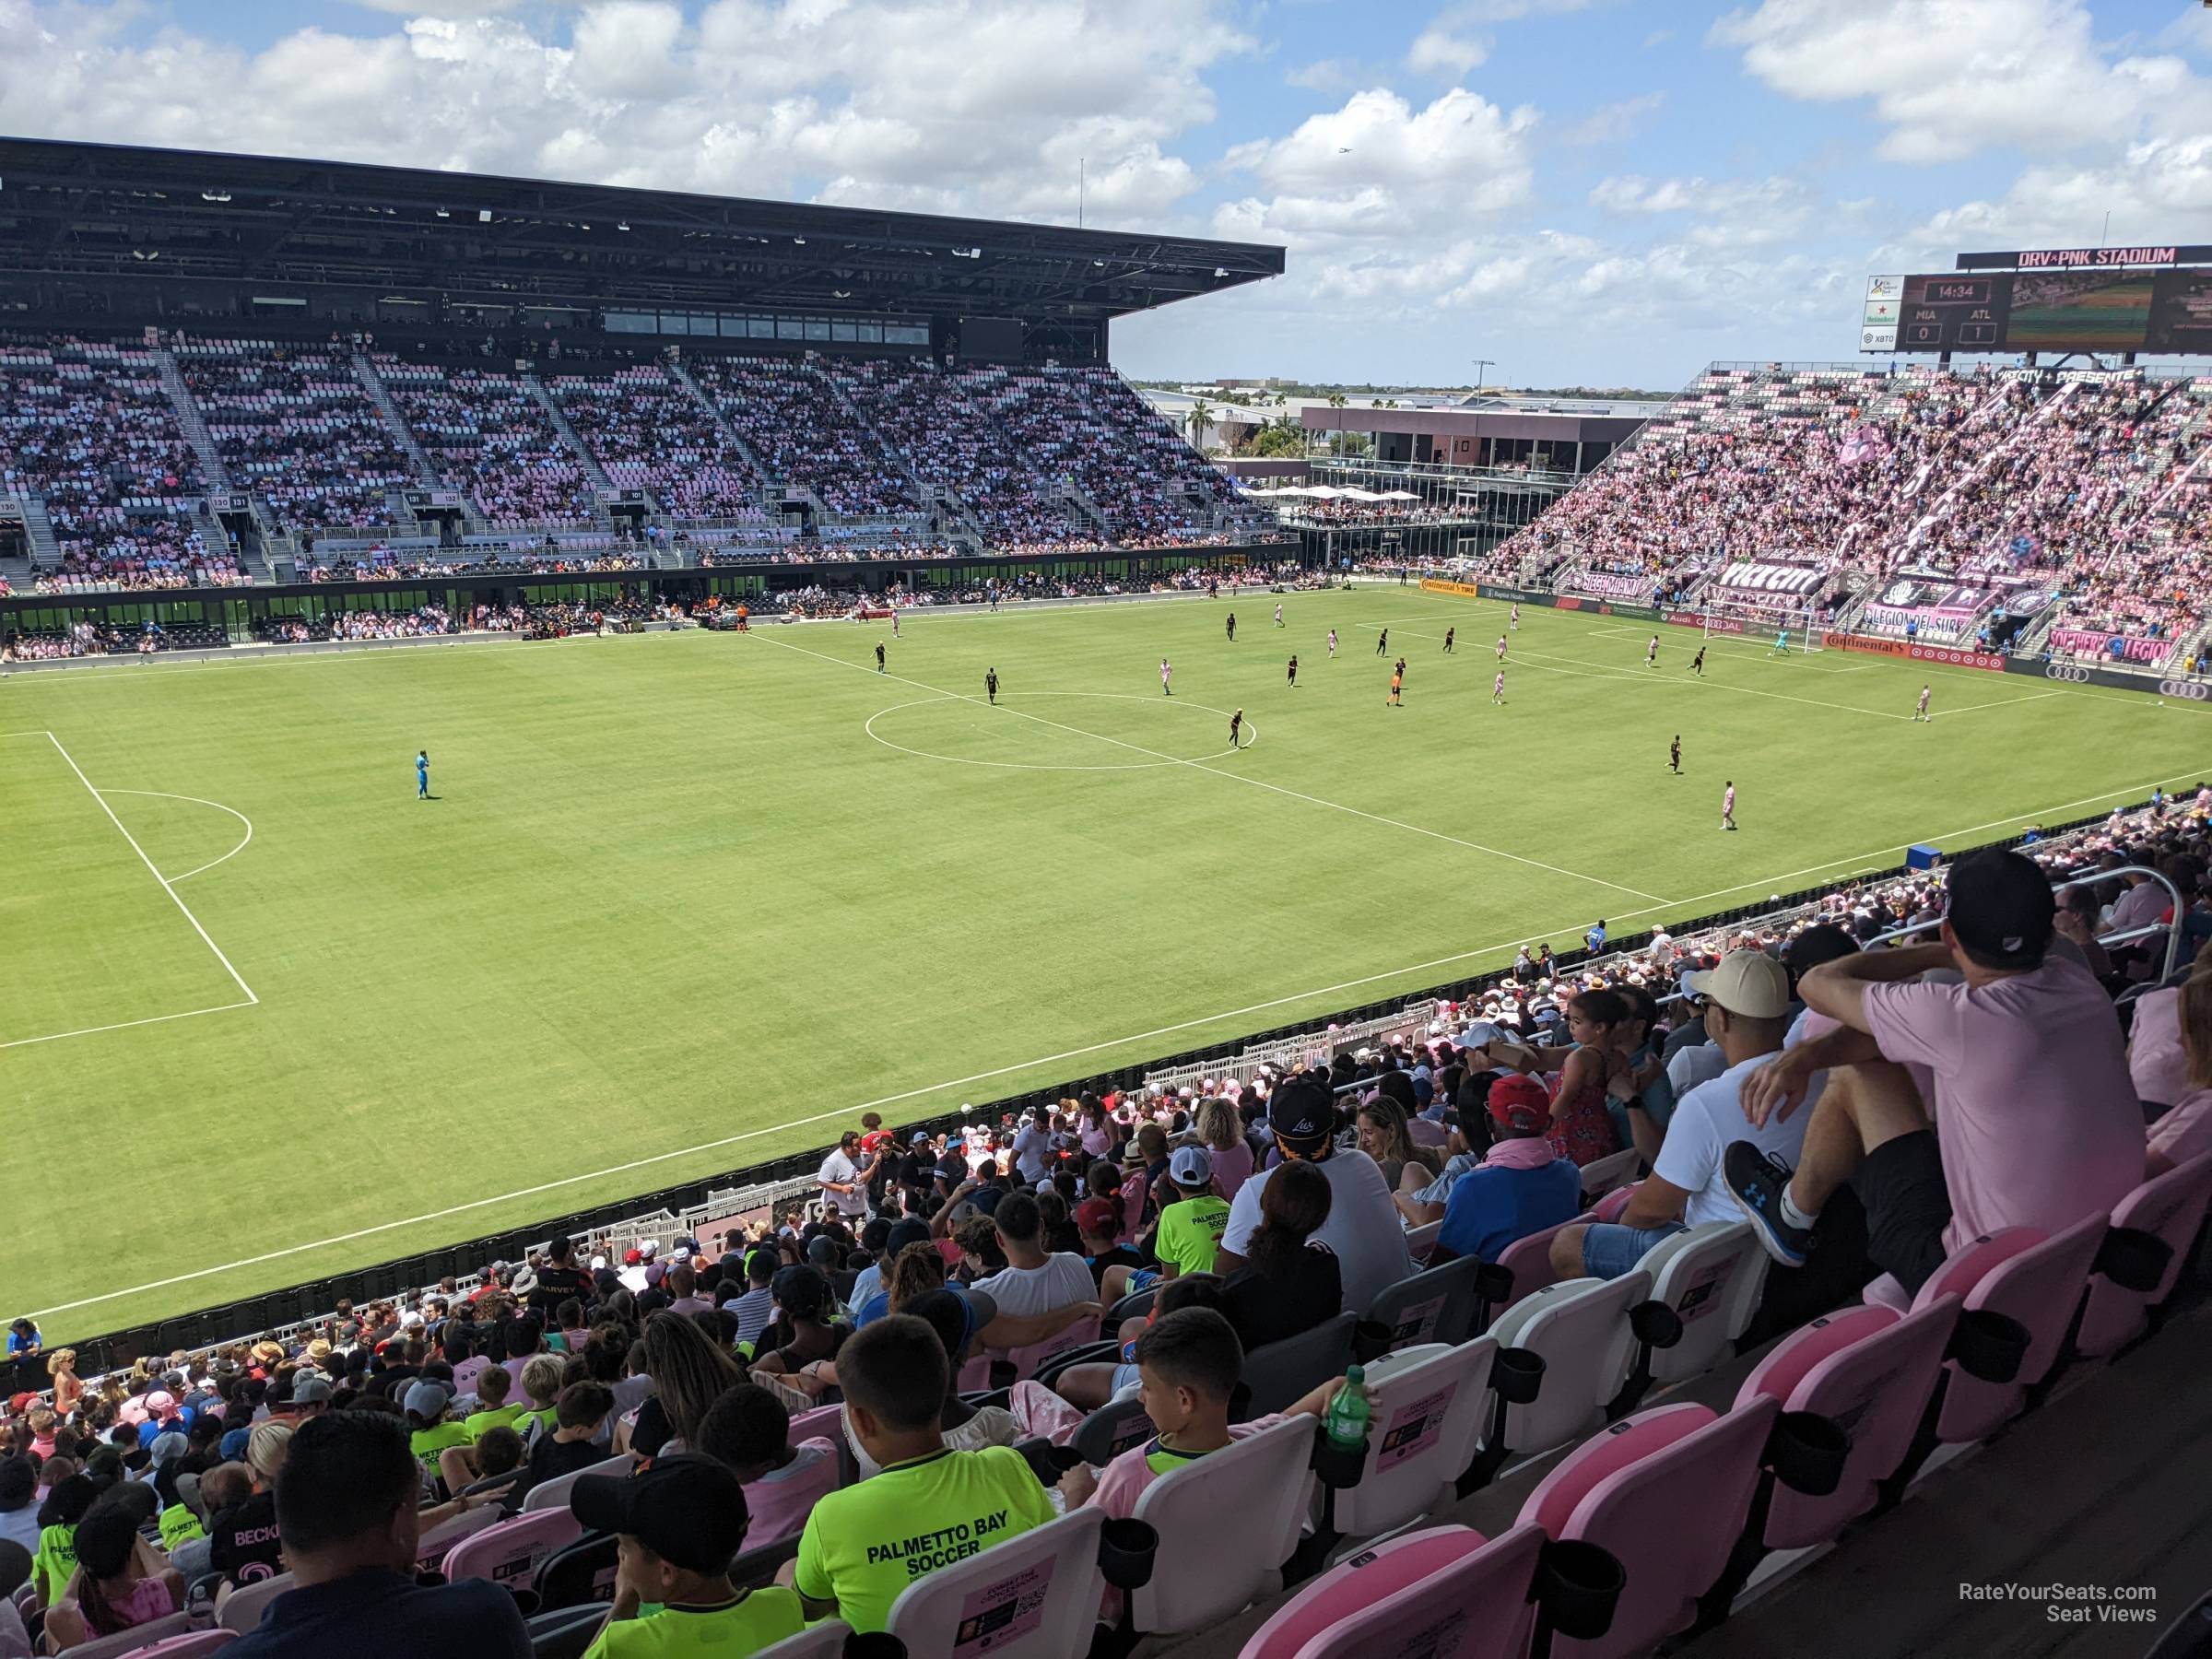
[1100,1147,1229,1305]
[569,1458,803,1656]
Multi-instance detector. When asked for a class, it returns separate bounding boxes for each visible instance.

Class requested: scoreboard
[1862,249,2212,356]
[1897,275,2007,350]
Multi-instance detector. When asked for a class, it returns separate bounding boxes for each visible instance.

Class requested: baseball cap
[1944,849,2054,969]
[1681,949,1791,1019]
[1074,1197,1120,1238]
[886,1218,932,1255]
[1488,1074,1553,1135]
[1168,1146,1213,1188]
[1267,1077,1336,1150]
[571,1456,751,1574]
[149,1432,188,1465]
[291,1374,335,1406]
[911,1131,932,1146]
[401,1381,450,1420]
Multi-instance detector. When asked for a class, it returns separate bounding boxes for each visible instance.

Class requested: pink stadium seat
[217,1573,292,1635]
[1486,1272,1651,1454]
[883,1505,1108,1658]
[1404,1218,1443,1263]
[1912,1217,2105,1442]
[1637,1221,1770,1385]
[2076,1149,2212,1357]
[1130,1416,1314,1637]
[521,1451,637,1513]
[1237,1523,1546,1659]
[997,1313,1102,1382]
[958,1353,992,1393]
[65,1615,197,1659]
[1328,1339,1497,1546]
[1579,1148,1641,1200]
[744,1436,841,1545]
[1518,1400,1777,1658]
[1734,1299,1959,1548]
[1589,1185,1637,1223]
[441,1506,583,1592]
[1493,1218,1575,1308]
[120,1633,239,1659]
[412,1501,507,1574]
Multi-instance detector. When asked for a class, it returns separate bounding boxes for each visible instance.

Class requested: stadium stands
[3,785,2205,1656]
[0,335,1288,591]
[0,336,231,588]
[175,339,415,534]
[372,358,600,530]
[1492,362,2212,670]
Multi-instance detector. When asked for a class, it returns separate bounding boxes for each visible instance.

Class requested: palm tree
[1184,398,1215,451]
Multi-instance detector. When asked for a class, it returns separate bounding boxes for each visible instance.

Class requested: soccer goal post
[1700,600,1822,653]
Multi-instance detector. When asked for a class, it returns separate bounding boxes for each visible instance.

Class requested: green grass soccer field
[6,585,2206,1337]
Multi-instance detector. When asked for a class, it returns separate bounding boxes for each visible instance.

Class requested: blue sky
[3,0,2206,388]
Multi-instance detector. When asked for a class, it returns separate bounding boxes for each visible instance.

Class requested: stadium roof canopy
[0,136,1283,326]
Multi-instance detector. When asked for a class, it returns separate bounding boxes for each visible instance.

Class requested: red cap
[1488,1074,1554,1135]
[1075,1198,1121,1239]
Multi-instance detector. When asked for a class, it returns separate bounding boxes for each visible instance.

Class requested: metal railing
[1860,865,2185,983]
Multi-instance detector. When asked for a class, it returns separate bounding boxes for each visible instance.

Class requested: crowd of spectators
[177,341,415,533]
[1492,364,2212,665]
[545,366,763,522]
[376,359,600,530]
[1,777,2206,1652]
[691,357,915,515]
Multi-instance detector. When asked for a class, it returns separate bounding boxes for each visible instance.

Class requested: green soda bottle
[1323,1364,1370,1451]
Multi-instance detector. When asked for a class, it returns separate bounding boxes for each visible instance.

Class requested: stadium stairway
[1162,1265,2212,1659]
[154,347,232,490]
[821,371,933,504]
[351,349,491,537]
[522,373,618,495]
[12,492,61,571]
[663,357,775,500]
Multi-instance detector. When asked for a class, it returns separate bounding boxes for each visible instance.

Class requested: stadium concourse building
[0,136,1288,635]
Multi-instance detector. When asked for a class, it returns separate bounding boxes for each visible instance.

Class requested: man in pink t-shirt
[1726,850,2142,1294]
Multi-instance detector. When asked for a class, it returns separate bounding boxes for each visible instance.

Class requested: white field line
[41,733,258,1006]
[31,754,2212,1324]
[759,630,1668,904]
[1928,688,2070,719]
[21,752,2212,1327]
[99,789,255,882]
[1,1000,258,1053]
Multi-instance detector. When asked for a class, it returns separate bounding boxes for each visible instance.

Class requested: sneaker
[1724,1142,1812,1267]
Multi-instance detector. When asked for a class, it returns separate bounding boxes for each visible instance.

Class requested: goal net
[1697,598,1823,653]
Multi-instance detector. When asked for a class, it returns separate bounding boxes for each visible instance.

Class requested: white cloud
[1283,57,1369,92]
[1877,135,2212,269]
[1712,0,2209,163]
[1403,0,1612,75]
[0,0,1253,228]
[1558,90,1664,146]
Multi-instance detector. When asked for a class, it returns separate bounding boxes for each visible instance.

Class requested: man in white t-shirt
[970,1191,1096,1321]
[1009,1105,1056,1185]
[817,1132,874,1222]
[1214,1076,1414,1313]
[1553,951,1813,1279]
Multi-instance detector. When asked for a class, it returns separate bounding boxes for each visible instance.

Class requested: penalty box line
[1,731,258,1049]
[751,631,1667,905]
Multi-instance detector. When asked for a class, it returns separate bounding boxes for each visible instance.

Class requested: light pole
[1471,359,1497,392]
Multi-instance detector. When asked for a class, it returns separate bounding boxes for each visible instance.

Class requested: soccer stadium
[3,4,2212,1652]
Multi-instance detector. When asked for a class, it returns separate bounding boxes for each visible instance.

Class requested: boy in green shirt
[569,1458,803,1658]
[464,1366,527,1441]
[1100,1146,1230,1303]
[793,1314,1055,1633]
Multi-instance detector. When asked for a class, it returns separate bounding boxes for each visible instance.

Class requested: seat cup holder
[1099,1517,1159,1592]
[1949,1308,2030,1384]
[1492,1346,1546,1405]
[1535,1537,1625,1641]
[1767,1409,1850,1497]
